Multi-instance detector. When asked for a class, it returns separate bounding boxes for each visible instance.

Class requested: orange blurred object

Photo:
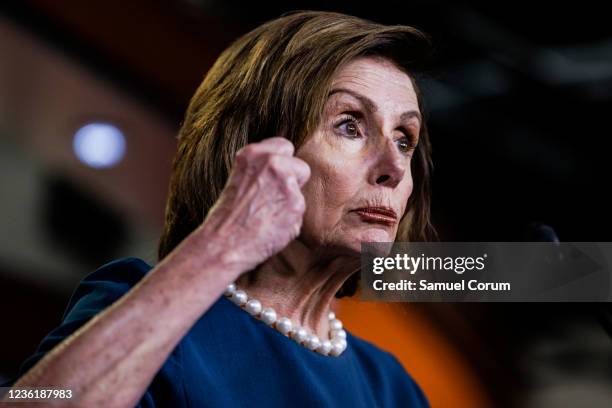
[338,298,492,408]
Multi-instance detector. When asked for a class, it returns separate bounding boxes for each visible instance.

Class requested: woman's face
[297,56,421,254]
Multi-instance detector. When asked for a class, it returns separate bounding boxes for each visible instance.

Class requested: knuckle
[298,159,311,176]
[266,136,286,143]
[290,193,306,213]
[269,136,290,145]
[267,137,295,154]
[233,154,246,169]
[265,154,284,174]
[235,146,247,157]
[289,157,311,181]
[236,144,256,158]
[234,148,250,166]
[279,138,295,149]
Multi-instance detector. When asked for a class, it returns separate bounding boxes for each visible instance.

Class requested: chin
[357,227,393,243]
[338,227,394,254]
[303,225,394,256]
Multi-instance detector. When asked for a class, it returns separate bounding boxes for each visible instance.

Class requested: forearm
[5,231,239,407]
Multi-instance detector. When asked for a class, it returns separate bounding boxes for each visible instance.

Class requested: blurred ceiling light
[72,122,126,168]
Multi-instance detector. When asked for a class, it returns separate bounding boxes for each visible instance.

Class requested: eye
[396,131,418,155]
[334,114,362,138]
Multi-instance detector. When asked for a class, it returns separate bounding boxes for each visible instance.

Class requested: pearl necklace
[224,283,348,356]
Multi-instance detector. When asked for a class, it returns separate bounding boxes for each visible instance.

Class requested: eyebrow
[328,87,422,126]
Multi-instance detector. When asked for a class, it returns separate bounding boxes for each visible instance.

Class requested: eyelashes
[332,112,418,155]
[334,113,362,138]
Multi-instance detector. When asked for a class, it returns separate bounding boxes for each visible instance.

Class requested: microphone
[527,222,612,339]
[524,222,560,243]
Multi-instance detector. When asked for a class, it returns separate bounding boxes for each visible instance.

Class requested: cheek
[298,152,365,247]
[399,172,414,214]
[302,159,358,218]
[299,167,350,247]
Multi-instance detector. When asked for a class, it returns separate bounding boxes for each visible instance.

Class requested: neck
[234,238,360,340]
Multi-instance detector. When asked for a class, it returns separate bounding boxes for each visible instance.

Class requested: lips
[351,206,397,225]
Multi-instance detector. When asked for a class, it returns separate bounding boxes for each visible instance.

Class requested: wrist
[179,224,253,281]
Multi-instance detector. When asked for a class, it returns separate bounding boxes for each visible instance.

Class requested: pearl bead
[245,299,262,316]
[319,340,332,356]
[231,290,248,306]
[276,317,292,335]
[227,283,348,356]
[330,318,343,331]
[260,307,277,325]
[224,283,236,296]
[305,334,321,351]
[331,329,347,339]
[291,327,308,343]
[330,338,345,357]
[336,338,347,350]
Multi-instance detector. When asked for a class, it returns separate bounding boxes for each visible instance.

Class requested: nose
[368,137,406,189]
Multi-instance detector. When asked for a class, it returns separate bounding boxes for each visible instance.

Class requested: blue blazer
[3,257,429,407]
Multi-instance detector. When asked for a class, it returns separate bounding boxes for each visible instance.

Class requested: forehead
[329,56,419,110]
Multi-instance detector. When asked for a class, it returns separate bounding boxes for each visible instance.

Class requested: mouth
[351,206,397,226]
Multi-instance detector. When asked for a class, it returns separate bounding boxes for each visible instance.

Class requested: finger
[286,176,306,214]
[256,137,295,156]
[291,157,311,187]
[266,155,311,187]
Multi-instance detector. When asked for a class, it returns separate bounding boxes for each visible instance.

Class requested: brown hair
[158,10,436,296]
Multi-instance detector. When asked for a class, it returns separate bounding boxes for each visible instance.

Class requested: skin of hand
[198,136,312,273]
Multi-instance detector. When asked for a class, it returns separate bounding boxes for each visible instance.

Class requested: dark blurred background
[0,1,611,407]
